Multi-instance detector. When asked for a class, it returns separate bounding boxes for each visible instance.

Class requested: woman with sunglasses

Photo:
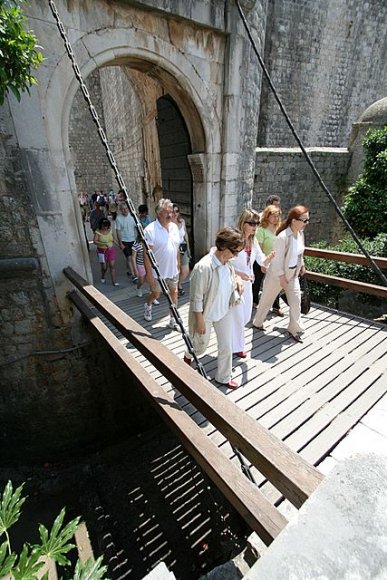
[183,227,244,389]
[252,204,282,313]
[253,205,309,343]
[231,209,275,358]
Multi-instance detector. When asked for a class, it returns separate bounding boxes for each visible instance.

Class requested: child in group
[93,218,119,286]
[138,204,151,228]
[132,232,146,297]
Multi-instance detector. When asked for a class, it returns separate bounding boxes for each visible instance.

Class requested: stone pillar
[220,0,268,224]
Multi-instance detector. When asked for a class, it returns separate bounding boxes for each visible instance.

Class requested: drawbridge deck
[104,289,387,506]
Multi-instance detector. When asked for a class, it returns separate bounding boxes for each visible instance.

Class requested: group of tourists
[90,189,309,390]
[183,195,309,389]
[91,192,190,322]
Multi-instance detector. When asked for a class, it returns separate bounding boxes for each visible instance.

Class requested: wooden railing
[304,247,387,299]
[64,267,324,546]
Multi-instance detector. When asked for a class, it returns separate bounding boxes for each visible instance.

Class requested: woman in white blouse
[253,205,309,343]
[231,209,274,358]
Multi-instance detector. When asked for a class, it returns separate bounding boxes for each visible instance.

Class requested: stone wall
[253,148,351,244]
[99,67,145,206]
[69,70,113,194]
[258,0,387,147]
[0,101,159,464]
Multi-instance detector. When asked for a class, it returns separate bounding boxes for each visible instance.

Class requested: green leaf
[0,541,17,576]
[12,544,44,580]
[0,481,26,535]
[73,556,110,580]
[38,508,80,567]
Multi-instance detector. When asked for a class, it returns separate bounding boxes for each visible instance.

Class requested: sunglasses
[296,218,310,223]
[245,221,259,226]
[229,248,241,255]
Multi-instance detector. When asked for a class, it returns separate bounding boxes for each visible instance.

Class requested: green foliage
[0,480,109,580]
[11,544,44,580]
[0,541,17,576]
[0,0,44,105]
[0,481,26,536]
[74,556,109,580]
[343,127,387,238]
[39,508,80,566]
[305,234,387,308]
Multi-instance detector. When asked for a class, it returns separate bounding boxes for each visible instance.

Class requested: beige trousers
[253,271,304,335]
[185,309,233,384]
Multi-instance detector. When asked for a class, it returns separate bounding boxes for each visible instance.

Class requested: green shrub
[305,234,387,308]
[0,0,44,105]
[342,127,387,238]
[0,481,109,579]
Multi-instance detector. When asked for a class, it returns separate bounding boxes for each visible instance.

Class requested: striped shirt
[133,241,144,265]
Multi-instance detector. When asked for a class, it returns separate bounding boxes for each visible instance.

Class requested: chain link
[48,0,208,378]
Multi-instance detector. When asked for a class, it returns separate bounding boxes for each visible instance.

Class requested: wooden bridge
[64,259,387,549]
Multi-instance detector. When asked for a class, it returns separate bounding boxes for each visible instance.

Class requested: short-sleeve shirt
[133,241,144,265]
[256,226,276,256]
[144,219,180,279]
[115,213,136,242]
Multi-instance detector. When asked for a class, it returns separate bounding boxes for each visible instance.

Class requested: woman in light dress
[231,209,275,358]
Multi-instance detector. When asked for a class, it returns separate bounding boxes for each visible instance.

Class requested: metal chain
[235,0,387,288]
[47,0,208,379]
[48,0,259,487]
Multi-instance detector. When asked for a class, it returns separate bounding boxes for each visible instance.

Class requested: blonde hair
[260,204,281,228]
[236,209,260,243]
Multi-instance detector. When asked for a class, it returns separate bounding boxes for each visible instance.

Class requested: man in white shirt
[115,203,137,281]
[144,198,180,330]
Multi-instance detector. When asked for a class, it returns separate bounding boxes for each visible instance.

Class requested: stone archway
[44,35,221,299]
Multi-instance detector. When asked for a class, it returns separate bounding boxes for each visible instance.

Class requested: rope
[235,0,387,288]
[47,0,208,379]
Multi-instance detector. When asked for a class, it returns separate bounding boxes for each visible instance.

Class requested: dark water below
[1,423,248,579]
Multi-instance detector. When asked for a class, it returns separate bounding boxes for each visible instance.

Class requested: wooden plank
[305,271,387,298]
[261,375,387,505]
[301,374,387,463]
[74,521,94,563]
[68,290,287,544]
[304,247,387,269]
[64,269,323,508]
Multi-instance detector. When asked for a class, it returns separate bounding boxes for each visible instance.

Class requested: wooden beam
[304,247,387,269]
[305,271,387,298]
[68,290,287,545]
[64,268,323,509]
[74,522,94,563]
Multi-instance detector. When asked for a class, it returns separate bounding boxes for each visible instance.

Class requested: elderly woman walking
[184,227,244,389]
[253,205,309,343]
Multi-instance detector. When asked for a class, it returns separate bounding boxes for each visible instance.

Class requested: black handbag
[299,276,311,315]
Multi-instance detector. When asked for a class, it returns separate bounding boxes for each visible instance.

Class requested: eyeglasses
[245,221,259,226]
[296,218,310,223]
[229,248,241,255]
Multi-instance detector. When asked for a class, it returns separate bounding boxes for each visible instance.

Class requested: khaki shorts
[150,275,179,293]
